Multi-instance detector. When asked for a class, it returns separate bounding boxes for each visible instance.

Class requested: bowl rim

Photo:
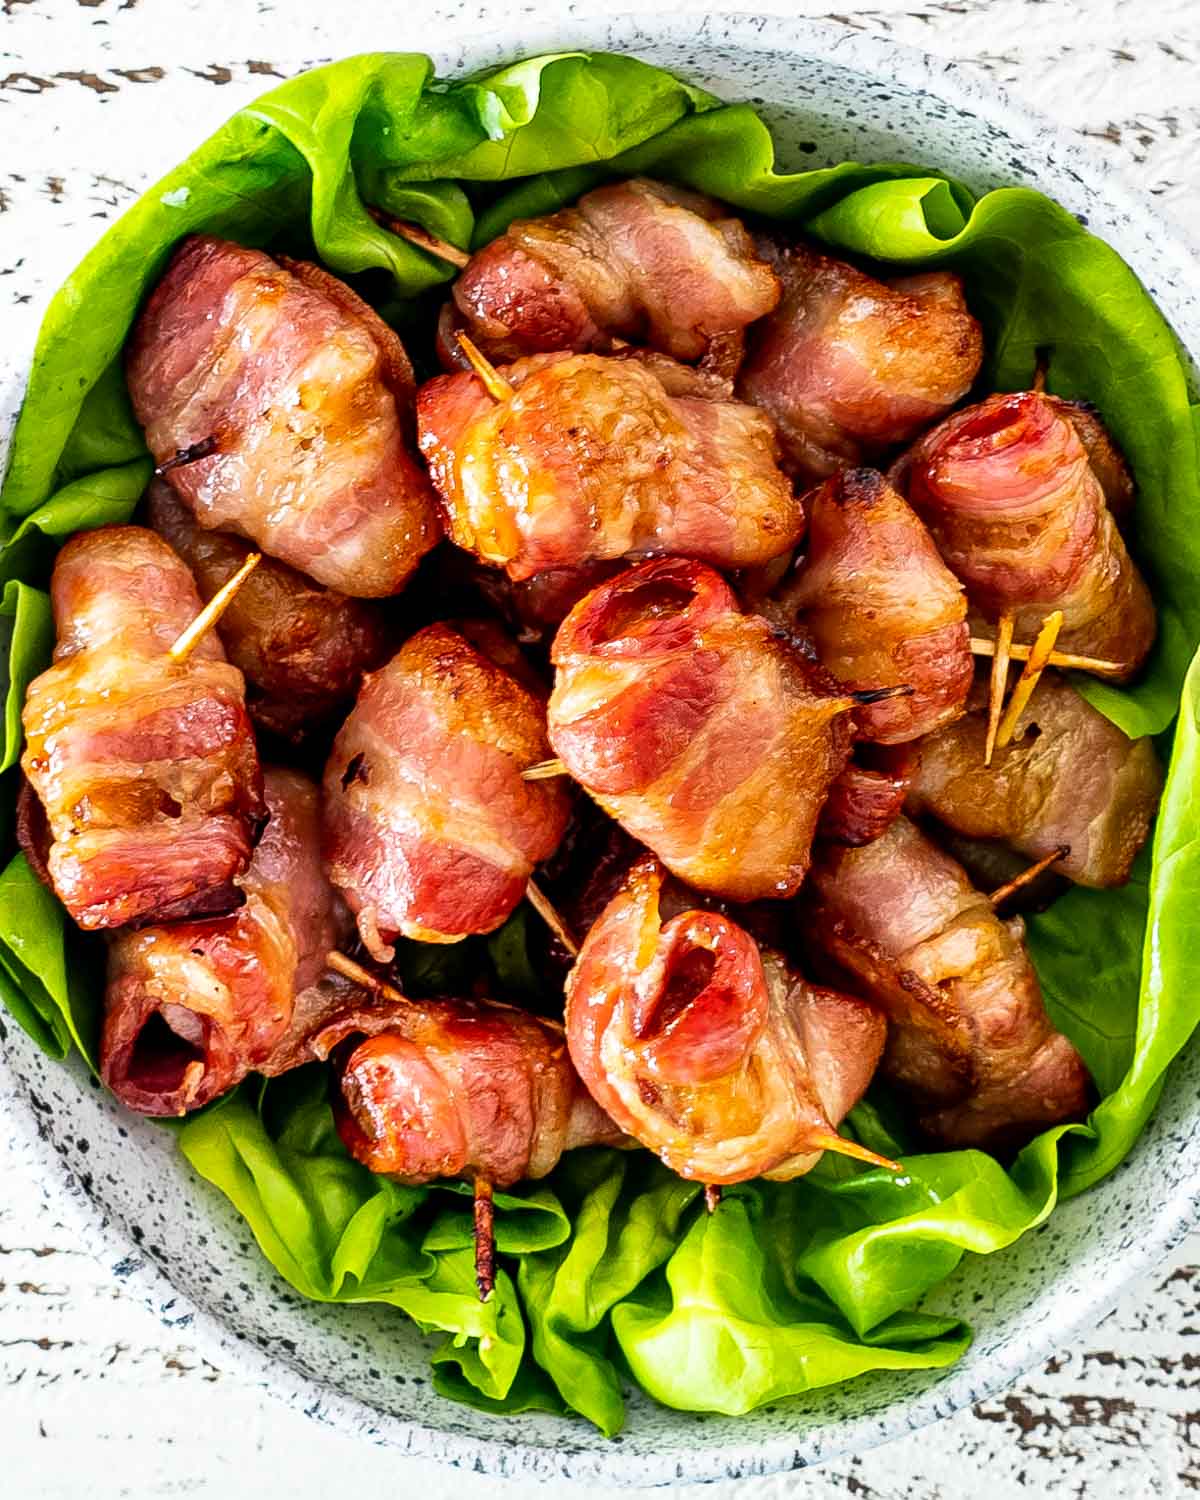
[3,8,1200,1487]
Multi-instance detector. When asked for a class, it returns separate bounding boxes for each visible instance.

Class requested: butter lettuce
[2,51,1200,1433]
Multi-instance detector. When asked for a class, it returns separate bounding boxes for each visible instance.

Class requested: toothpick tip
[325,950,408,1007]
[456,333,516,402]
[526,878,579,956]
[810,1132,902,1173]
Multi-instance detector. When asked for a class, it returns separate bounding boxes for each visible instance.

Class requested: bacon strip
[323,620,572,960]
[548,558,854,902]
[805,816,1091,1151]
[310,990,621,1186]
[417,351,802,582]
[443,178,779,369]
[20,526,264,930]
[100,768,340,1116]
[564,856,886,1184]
[906,672,1162,888]
[895,391,1155,677]
[126,236,440,597]
[788,469,973,742]
[1050,397,1135,528]
[148,482,390,740]
[818,750,913,848]
[737,243,983,482]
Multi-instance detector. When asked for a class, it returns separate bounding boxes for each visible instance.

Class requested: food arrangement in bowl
[2,44,1199,1439]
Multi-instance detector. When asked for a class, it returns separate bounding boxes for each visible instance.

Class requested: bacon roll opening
[416,351,803,582]
[442,177,779,371]
[20,526,265,930]
[548,557,855,902]
[564,856,887,1184]
[818,748,913,848]
[805,816,1092,1152]
[322,619,572,960]
[895,390,1156,677]
[737,242,984,482]
[101,767,341,1116]
[126,235,440,597]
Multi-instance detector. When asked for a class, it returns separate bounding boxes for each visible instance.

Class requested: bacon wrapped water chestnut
[905,672,1162,888]
[805,816,1091,1151]
[787,468,973,743]
[19,526,265,930]
[893,390,1156,677]
[441,177,780,374]
[323,620,572,959]
[547,557,884,902]
[148,482,390,740]
[101,768,340,1116]
[311,991,622,1186]
[416,351,802,582]
[737,241,984,482]
[126,236,440,597]
[564,855,888,1184]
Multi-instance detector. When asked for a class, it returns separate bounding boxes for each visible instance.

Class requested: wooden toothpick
[526,878,579,957]
[456,333,515,402]
[983,612,1016,767]
[995,610,1064,749]
[368,207,471,269]
[325,950,409,1006]
[473,1176,497,1303]
[988,846,1071,907]
[969,637,1123,679]
[522,757,569,781]
[809,1132,901,1172]
[168,552,261,663]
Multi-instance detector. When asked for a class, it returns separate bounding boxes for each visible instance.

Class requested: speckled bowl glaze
[3,11,1200,1488]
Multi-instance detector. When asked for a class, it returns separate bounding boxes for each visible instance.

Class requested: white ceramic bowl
[3,12,1200,1488]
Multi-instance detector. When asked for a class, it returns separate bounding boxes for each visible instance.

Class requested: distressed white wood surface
[3,1,1200,1495]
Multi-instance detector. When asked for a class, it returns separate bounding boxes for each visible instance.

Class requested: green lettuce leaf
[3,49,1200,1433]
[1,581,52,775]
[612,1188,969,1414]
[0,854,101,1060]
[178,1067,572,1402]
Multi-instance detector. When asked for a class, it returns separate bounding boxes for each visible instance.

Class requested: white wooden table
[3,2,1200,1494]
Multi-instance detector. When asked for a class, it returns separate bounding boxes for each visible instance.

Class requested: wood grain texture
[2,1,1199,1494]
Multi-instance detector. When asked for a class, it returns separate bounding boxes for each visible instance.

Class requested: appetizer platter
[2,43,1199,1449]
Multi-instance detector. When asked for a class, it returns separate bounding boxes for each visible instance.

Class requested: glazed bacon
[547,557,855,902]
[101,768,340,1117]
[444,177,779,370]
[1050,397,1135,528]
[737,242,983,482]
[126,236,440,597]
[565,856,886,1183]
[906,672,1162,888]
[323,620,572,959]
[806,816,1091,1151]
[788,469,972,742]
[20,526,264,930]
[313,992,621,1186]
[149,482,390,740]
[416,351,802,582]
[895,390,1155,676]
[818,751,912,848]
